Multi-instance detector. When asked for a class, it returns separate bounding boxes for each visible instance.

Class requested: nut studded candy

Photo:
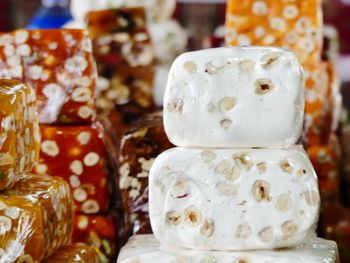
[225,0,323,66]
[118,235,339,263]
[0,29,97,124]
[44,243,101,263]
[119,112,173,234]
[0,79,40,190]
[0,174,73,262]
[73,214,117,262]
[164,47,304,148]
[33,122,112,214]
[149,146,320,250]
[86,8,155,118]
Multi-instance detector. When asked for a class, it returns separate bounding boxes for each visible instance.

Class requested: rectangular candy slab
[0,29,97,124]
[33,122,112,214]
[149,146,320,250]
[0,173,73,262]
[225,0,323,67]
[119,112,173,234]
[44,244,101,263]
[117,235,339,263]
[164,47,304,148]
[0,79,40,190]
[86,8,155,119]
[73,214,117,262]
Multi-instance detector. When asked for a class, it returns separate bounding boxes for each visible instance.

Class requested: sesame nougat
[0,29,97,124]
[0,174,73,262]
[0,79,40,190]
[149,146,319,250]
[117,235,339,263]
[163,47,304,148]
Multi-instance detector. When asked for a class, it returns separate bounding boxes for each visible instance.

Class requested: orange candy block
[86,8,155,120]
[305,61,341,146]
[0,79,40,190]
[44,243,101,263]
[33,122,114,214]
[0,174,74,262]
[0,29,97,124]
[226,0,323,66]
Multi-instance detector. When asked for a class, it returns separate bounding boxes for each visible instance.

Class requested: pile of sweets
[0,29,119,262]
[67,0,187,108]
[224,3,346,258]
[117,46,339,262]
[0,79,75,262]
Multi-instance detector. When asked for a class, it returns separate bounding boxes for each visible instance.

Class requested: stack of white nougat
[117,47,339,262]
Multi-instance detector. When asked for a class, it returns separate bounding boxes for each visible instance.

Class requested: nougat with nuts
[86,8,155,119]
[0,174,73,262]
[149,146,319,250]
[44,243,101,263]
[0,29,97,124]
[0,79,40,190]
[164,47,304,148]
[118,235,339,263]
[225,0,323,67]
[33,121,116,214]
[73,214,117,262]
[119,112,173,234]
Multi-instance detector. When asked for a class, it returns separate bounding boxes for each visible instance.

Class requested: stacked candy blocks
[0,28,118,261]
[0,79,74,262]
[118,47,339,262]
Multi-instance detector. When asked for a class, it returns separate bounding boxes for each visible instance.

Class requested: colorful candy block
[304,62,341,146]
[119,112,173,234]
[118,235,339,263]
[0,29,97,124]
[45,244,101,263]
[86,8,155,118]
[225,0,323,66]
[164,47,304,148]
[0,173,73,262]
[33,122,112,214]
[0,79,40,190]
[73,214,117,262]
[149,146,320,250]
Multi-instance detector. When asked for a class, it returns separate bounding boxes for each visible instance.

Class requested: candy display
[73,214,117,262]
[119,112,173,234]
[86,8,155,120]
[0,29,97,124]
[44,243,101,263]
[118,235,339,263]
[164,47,304,148]
[0,79,40,190]
[0,173,73,262]
[33,122,113,214]
[149,146,320,250]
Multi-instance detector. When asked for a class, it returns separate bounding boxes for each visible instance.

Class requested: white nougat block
[149,146,320,250]
[118,235,339,263]
[163,46,304,148]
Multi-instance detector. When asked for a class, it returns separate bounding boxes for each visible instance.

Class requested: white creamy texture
[163,46,304,148]
[118,235,338,263]
[153,65,170,107]
[149,20,188,65]
[149,146,320,250]
[69,0,175,24]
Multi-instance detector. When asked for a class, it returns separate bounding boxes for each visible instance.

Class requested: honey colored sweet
[0,79,40,190]
[0,173,73,262]
[86,8,155,119]
[0,29,97,124]
[44,243,101,263]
